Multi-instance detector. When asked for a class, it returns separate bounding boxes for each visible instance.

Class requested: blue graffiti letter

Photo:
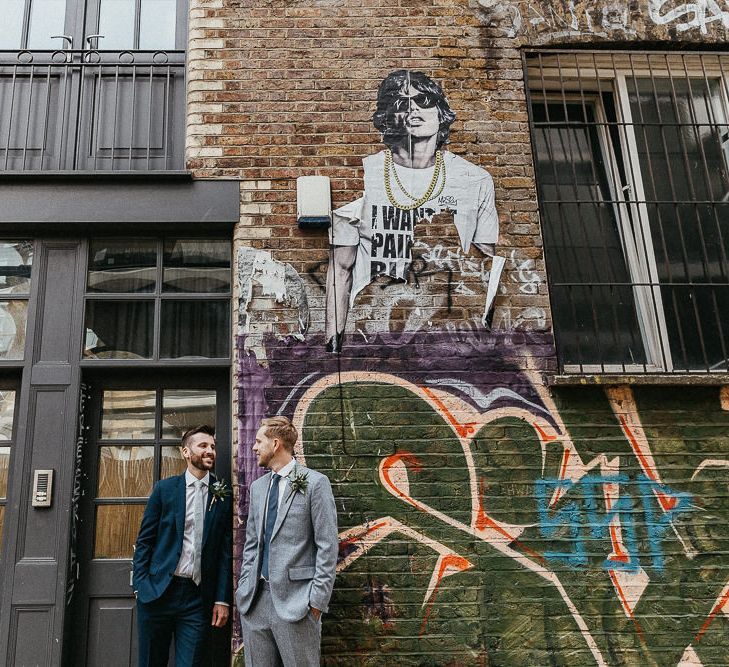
[535,478,586,568]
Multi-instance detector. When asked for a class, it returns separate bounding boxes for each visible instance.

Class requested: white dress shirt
[174,470,229,606]
[175,470,209,578]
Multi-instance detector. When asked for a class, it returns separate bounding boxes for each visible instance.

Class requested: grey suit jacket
[235,464,338,622]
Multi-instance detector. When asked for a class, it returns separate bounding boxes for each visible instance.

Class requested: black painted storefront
[0,177,239,666]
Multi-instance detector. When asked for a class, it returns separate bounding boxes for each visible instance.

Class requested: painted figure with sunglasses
[325,70,500,351]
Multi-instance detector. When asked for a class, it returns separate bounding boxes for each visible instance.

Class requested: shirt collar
[185,470,210,487]
[275,459,296,480]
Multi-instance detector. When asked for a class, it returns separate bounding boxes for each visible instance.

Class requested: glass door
[0,0,187,170]
[72,374,230,666]
[0,0,186,52]
[85,0,187,52]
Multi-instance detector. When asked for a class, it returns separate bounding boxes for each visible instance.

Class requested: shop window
[527,51,729,374]
[0,241,33,361]
[83,239,231,361]
[0,390,18,543]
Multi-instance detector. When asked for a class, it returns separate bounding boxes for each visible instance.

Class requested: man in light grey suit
[236,416,338,666]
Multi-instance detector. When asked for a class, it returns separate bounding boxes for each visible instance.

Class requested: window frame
[526,50,729,375]
[81,236,232,366]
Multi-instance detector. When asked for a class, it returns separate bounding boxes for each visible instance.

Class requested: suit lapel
[175,474,186,539]
[202,475,214,547]
[270,476,295,541]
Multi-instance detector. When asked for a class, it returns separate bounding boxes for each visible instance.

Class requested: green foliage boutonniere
[286,465,309,501]
[209,479,231,511]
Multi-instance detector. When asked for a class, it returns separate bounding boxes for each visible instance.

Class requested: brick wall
[188,0,729,663]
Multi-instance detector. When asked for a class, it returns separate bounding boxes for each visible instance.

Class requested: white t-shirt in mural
[329,150,499,305]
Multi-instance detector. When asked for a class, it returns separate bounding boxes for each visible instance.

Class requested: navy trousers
[137,577,209,667]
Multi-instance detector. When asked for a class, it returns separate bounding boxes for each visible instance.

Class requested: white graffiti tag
[648,0,728,33]
[509,249,542,295]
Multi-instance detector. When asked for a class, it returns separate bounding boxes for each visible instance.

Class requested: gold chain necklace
[390,151,442,201]
[384,149,446,211]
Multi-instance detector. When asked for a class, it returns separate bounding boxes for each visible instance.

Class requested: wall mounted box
[296,175,332,230]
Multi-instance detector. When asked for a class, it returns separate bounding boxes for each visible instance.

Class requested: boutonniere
[286,465,309,501]
[209,479,231,511]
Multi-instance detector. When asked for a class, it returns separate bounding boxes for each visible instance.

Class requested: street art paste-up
[325,70,505,351]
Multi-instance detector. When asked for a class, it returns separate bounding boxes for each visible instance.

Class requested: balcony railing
[0,50,185,172]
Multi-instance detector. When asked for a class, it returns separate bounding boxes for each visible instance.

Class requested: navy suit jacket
[132,473,232,607]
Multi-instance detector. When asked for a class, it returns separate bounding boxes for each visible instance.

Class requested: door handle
[50,35,73,49]
[85,34,105,49]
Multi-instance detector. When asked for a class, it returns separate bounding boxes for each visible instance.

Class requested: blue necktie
[261,473,280,580]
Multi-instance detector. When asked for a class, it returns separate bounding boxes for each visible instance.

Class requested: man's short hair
[260,416,298,453]
[372,70,456,150]
[181,424,215,449]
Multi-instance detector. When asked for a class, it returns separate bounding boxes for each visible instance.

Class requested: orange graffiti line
[608,570,645,641]
[476,478,546,565]
[608,524,630,562]
[551,448,572,506]
[619,417,657,481]
[656,491,678,511]
[618,417,677,512]
[694,587,729,643]
[533,423,558,442]
[421,386,478,438]
[603,492,630,562]
[339,521,389,547]
[381,453,425,511]
[420,554,472,636]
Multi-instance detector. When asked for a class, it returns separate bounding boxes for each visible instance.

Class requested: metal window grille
[0,50,185,171]
[524,50,729,375]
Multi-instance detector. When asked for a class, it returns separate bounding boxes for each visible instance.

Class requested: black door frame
[71,367,232,666]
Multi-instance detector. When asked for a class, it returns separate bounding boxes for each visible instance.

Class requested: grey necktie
[192,479,204,585]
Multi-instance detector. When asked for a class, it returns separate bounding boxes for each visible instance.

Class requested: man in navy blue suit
[133,424,232,667]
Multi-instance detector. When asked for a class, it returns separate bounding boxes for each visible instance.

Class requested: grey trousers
[240,582,322,667]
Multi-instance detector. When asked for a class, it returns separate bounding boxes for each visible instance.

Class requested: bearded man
[133,425,233,666]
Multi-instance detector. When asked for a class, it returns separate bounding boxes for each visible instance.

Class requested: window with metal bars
[525,50,729,374]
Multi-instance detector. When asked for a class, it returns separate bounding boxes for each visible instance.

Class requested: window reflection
[101,390,156,440]
[0,241,33,295]
[88,240,156,293]
[98,0,136,51]
[0,0,24,50]
[27,0,67,50]
[0,446,9,498]
[162,389,216,439]
[163,240,230,293]
[97,446,153,498]
[85,300,154,359]
[161,446,186,479]
[94,504,145,558]
[0,301,27,360]
[140,0,177,50]
[0,391,16,441]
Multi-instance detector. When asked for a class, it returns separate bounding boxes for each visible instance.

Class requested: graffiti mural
[233,58,729,667]
[235,331,729,665]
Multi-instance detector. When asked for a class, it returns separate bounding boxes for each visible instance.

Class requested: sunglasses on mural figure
[391,93,438,112]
